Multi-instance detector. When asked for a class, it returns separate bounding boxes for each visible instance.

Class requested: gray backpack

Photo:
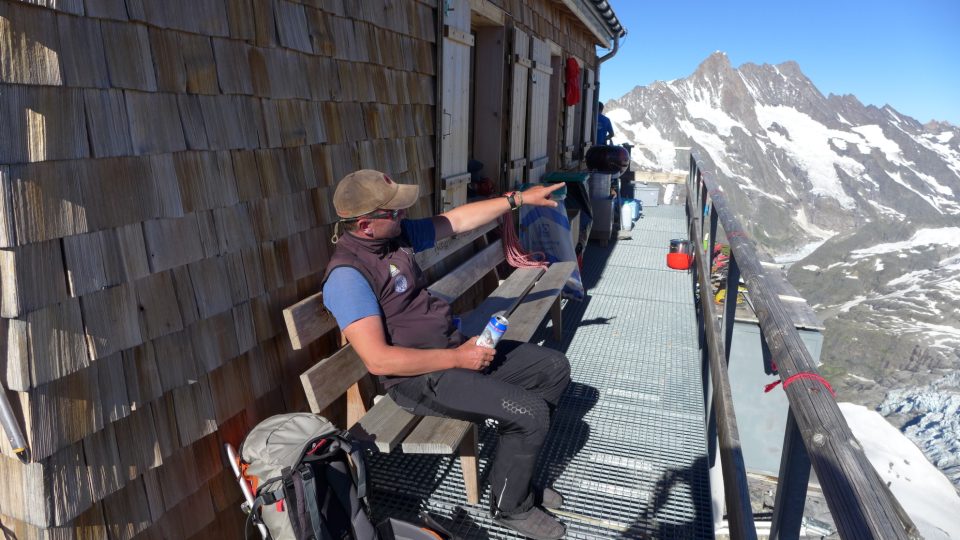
[238,413,451,540]
[240,413,377,540]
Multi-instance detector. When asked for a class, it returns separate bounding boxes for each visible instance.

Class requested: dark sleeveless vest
[322,228,464,387]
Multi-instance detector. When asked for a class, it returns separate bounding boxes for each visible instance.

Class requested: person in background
[321,170,571,540]
[596,102,614,145]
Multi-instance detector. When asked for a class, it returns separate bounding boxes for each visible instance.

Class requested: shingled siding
[0,0,603,536]
[493,0,597,63]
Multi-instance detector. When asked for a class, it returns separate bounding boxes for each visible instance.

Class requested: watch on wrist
[505,192,519,210]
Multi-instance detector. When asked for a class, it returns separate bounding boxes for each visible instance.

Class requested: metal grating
[366,205,712,539]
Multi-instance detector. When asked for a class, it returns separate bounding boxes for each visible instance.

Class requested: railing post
[699,174,708,241]
[722,253,740,363]
[708,205,718,274]
[689,179,717,468]
[770,409,810,540]
[761,324,777,375]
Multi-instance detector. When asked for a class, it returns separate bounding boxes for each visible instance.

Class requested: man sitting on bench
[322,169,571,540]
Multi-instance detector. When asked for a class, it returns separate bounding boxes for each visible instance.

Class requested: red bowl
[666,252,693,270]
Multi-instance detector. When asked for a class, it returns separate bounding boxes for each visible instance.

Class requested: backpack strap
[299,464,330,540]
[282,468,307,538]
[336,434,369,501]
[325,457,375,540]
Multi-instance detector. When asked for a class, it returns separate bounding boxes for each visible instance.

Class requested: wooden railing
[685,153,920,539]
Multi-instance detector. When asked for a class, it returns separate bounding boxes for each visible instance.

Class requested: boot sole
[493,517,566,540]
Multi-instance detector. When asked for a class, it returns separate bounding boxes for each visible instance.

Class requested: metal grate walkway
[367,204,713,539]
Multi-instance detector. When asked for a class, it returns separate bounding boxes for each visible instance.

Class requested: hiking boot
[494,506,566,540]
[535,485,564,510]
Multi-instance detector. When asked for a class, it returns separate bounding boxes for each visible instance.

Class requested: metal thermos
[476,315,509,348]
[669,239,692,254]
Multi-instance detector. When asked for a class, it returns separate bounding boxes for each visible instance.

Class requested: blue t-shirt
[596,113,614,144]
[323,218,436,330]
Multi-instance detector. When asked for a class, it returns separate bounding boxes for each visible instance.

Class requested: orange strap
[238,460,259,494]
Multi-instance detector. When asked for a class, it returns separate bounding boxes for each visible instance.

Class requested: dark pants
[389,341,571,514]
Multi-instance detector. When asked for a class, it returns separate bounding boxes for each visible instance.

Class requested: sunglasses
[344,209,403,221]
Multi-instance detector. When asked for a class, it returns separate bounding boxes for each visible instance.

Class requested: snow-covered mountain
[605,52,960,490]
[608,52,960,252]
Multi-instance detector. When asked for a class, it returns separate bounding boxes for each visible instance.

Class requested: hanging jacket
[564,57,581,106]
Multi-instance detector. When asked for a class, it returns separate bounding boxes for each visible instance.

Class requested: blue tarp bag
[519,198,585,300]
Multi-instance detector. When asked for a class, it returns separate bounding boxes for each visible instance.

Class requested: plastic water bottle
[476,315,509,348]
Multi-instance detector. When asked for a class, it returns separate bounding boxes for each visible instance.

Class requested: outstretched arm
[432,182,565,239]
[343,316,495,376]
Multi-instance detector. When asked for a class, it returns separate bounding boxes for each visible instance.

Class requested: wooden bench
[282,221,576,504]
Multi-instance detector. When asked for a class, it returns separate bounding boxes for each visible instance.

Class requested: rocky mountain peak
[692,51,734,77]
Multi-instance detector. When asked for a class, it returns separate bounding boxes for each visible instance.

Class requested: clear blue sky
[597,1,960,125]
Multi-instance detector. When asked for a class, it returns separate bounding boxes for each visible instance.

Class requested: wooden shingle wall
[0,0,437,536]
[493,0,597,70]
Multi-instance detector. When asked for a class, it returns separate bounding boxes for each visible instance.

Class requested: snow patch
[867,199,906,219]
[910,130,960,179]
[846,373,875,383]
[678,119,744,180]
[774,238,830,265]
[840,402,960,540]
[886,170,945,213]
[607,109,684,172]
[852,228,960,258]
[685,99,744,137]
[835,295,868,312]
[754,106,859,209]
[852,125,903,164]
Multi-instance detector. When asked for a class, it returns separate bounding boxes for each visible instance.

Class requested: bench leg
[459,424,480,505]
[551,297,563,341]
[346,383,368,428]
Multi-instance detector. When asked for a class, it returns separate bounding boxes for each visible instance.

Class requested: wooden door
[505,27,530,188]
[525,36,551,183]
[581,67,596,156]
[440,0,473,210]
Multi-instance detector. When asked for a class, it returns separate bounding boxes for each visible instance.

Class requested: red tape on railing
[764,372,836,397]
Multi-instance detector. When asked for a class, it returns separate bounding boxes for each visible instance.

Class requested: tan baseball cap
[332,169,419,219]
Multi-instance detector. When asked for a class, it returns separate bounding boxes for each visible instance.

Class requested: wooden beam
[299,345,368,413]
[513,54,533,69]
[347,396,420,453]
[282,291,337,350]
[469,0,504,26]
[502,262,575,342]
[458,426,480,504]
[427,239,504,304]
[401,416,472,454]
[413,221,497,272]
[443,25,475,47]
[459,267,544,336]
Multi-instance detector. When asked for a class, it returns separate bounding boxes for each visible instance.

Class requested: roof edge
[559,0,626,45]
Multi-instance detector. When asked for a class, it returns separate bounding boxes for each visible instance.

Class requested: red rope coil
[499,210,548,269]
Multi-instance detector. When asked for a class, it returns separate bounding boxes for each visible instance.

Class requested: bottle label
[477,315,509,348]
